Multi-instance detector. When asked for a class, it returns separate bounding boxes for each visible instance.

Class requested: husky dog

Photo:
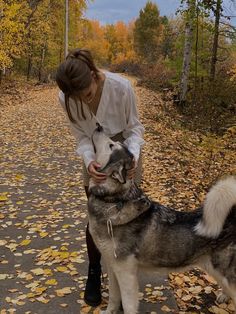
[88,124,236,314]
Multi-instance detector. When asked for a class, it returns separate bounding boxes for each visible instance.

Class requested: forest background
[1,0,236,131]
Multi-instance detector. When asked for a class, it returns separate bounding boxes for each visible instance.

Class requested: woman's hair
[55,48,100,122]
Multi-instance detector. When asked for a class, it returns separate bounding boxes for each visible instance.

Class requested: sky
[84,0,236,26]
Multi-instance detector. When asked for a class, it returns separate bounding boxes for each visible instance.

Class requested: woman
[55,48,145,307]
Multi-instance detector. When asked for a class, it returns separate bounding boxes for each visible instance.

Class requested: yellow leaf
[20,239,31,246]
[51,250,60,257]
[59,252,70,259]
[0,195,8,201]
[43,269,53,276]
[35,296,50,304]
[71,257,85,263]
[31,268,44,275]
[62,224,70,229]
[174,276,184,285]
[35,287,47,295]
[161,305,172,312]
[60,304,68,307]
[15,174,25,181]
[39,232,48,238]
[6,243,18,251]
[60,246,68,251]
[16,301,25,305]
[45,279,57,285]
[70,251,78,257]
[56,266,68,272]
[55,287,72,297]
[182,295,192,301]
[8,289,18,293]
[208,306,229,314]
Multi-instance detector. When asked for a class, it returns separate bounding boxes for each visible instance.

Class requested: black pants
[85,186,101,266]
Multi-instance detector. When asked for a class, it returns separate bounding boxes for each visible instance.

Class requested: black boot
[84,264,102,307]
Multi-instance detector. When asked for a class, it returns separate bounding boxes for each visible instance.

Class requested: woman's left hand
[127,159,137,180]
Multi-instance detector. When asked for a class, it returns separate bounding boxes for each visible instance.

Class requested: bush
[110,58,175,90]
[139,59,176,89]
[110,60,142,76]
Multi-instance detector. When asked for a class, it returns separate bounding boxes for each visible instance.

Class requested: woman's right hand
[88,161,107,183]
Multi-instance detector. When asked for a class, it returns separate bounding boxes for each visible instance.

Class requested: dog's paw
[216,291,230,303]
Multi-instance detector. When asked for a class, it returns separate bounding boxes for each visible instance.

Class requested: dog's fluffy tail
[195,176,236,238]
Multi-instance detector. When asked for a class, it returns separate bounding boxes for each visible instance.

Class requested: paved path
[0,85,178,313]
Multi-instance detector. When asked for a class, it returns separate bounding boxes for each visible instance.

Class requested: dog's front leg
[105,266,122,314]
[113,256,139,314]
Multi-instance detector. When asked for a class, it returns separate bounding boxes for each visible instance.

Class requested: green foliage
[133,1,162,62]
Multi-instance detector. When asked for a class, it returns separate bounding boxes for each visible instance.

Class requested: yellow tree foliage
[0,0,29,70]
[79,20,110,65]
[102,20,138,64]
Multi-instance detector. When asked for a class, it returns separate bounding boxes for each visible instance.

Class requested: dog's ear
[111,164,127,184]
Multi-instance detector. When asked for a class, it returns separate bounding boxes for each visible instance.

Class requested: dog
[87,124,236,314]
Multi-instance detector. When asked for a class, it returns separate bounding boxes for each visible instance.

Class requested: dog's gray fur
[88,126,236,314]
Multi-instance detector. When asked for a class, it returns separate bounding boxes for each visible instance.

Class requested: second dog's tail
[195,176,236,238]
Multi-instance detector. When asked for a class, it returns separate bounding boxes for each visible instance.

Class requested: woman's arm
[58,92,95,169]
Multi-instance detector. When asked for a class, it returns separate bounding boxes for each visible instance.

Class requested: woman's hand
[127,158,137,180]
[88,161,107,183]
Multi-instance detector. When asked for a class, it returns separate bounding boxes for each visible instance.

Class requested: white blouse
[58,71,145,169]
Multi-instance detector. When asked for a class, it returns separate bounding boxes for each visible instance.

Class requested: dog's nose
[96,123,103,132]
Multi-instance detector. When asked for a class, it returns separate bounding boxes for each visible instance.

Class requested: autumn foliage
[0,0,236,119]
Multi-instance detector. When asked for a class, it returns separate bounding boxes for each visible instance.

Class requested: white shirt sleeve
[123,82,145,162]
[69,123,96,169]
[58,93,95,170]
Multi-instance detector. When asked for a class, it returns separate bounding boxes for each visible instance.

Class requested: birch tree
[179,0,196,104]
[209,0,222,80]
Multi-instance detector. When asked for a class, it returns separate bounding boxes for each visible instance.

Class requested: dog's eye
[109,144,114,149]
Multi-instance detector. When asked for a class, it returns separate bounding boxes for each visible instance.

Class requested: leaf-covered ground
[0,78,235,314]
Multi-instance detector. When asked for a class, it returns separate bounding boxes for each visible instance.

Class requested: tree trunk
[179,0,196,104]
[27,56,32,81]
[38,42,46,82]
[194,1,199,97]
[210,0,222,81]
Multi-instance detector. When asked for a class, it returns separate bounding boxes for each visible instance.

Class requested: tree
[209,0,222,80]
[0,0,29,81]
[79,19,109,65]
[104,21,136,64]
[133,1,162,62]
[159,16,175,58]
[179,0,196,103]
[24,0,89,81]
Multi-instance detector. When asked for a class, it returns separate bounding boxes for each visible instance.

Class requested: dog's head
[89,124,134,195]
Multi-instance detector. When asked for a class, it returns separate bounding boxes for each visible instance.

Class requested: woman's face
[76,72,98,104]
